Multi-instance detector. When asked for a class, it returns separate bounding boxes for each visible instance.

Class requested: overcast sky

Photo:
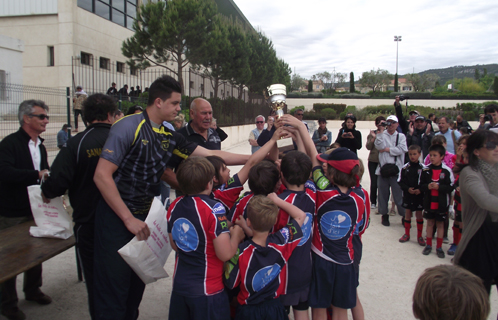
[233,0,498,80]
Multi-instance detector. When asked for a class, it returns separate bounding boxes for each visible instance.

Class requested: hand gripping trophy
[266,84,287,118]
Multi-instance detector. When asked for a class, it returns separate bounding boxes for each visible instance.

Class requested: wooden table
[0,221,75,283]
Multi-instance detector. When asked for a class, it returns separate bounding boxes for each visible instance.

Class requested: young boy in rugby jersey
[279,114,365,320]
[419,144,454,259]
[224,194,306,320]
[271,150,316,320]
[398,145,426,246]
[167,157,245,320]
[227,160,281,236]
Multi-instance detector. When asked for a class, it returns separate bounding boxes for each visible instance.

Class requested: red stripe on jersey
[359,188,371,238]
[193,197,224,296]
[230,193,254,223]
[274,193,296,231]
[238,245,257,305]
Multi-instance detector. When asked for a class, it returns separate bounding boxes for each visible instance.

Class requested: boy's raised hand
[230,225,245,244]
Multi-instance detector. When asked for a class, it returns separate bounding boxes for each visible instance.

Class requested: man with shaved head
[177,98,221,150]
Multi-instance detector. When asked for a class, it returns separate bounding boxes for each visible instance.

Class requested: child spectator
[167,157,245,320]
[447,135,469,256]
[224,194,306,320]
[423,135,455,169]
[207,128,282,212]
[398,145,425,246]
[412,265,490,320]
[272,150,316,320]
[420,144,454,258]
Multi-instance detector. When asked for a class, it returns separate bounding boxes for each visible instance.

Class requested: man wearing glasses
[294,108,309,132]
[374,115,408,227]
[249,115,265,153]
[0,100,52,320]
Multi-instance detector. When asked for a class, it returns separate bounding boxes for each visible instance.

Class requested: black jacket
[406,129,434,159]
[41,123,111,224]
[0,128,49,218]
[419,163,454,214]
[398,161,424,206]
[335,127,362,155]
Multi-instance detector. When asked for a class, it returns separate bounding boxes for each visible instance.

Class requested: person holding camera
[335,114,362,155]
[478,104,498,133]
[394,95,417,135]
[407,115,434,159]
[374,115,408,226]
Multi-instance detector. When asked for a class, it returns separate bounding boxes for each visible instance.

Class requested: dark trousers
[93,200,146,320]
[74,223,95,319]
[368,161,379,205]
[74,109,86,129]
[0,216,43,312]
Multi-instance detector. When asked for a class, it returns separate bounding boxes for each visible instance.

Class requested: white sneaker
[449,207,455,220]
[371,203,377,209]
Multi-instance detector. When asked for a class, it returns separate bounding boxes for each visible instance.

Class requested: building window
[100,57,110,70]
[130,67,137,76]
[48,46,55,66]
[81,52,93,66]
[78,0,137,29]
[402,86,412,91]
[117,62,125,73]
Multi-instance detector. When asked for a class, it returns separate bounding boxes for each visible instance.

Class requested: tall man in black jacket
[41,94,117,320]
[0,100,51,320]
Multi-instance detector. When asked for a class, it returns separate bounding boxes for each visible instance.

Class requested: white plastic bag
[118,197,173,284]
[27,185,73,240]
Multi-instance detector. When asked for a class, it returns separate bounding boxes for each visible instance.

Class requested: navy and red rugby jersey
[167,194,230,297]
[273,180,316,295]
[224,219,303,305]
[211,173,244,212]
[311,166,365,265]
[227,191,254,223]
[351,186,371,267]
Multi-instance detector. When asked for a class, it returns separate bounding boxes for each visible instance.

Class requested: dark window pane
[127,3,136,18]
[77,0,92,11]
[126,16,135,30]
[112,0,125,12]
[95,2,110,19]
[112,9,125,27]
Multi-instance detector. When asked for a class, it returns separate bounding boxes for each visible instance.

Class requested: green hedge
[389,92,432,99]
[313,103,347,114]
[287,92,323,98]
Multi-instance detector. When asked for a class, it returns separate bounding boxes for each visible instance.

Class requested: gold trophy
[267,84,286,118]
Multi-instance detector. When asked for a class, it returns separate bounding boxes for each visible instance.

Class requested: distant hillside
[403,64,498,85]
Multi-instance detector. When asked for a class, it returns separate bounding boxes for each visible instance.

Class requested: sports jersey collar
[142,109,172,136]
[185,120,215,139]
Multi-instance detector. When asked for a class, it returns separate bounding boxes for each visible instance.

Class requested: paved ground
[3,123,497,320]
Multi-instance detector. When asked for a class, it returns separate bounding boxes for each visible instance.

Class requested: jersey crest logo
[252,264,281,292]
[161,139,170,151]
[172,218,199,252]
[280,228,290,243]
[298,213,313,246]
[440,173,445,179]
[320,210,352,240]
[212,202,226,215]
[305,180,316,192]
[142,139,149,146]
[103,148,114,154]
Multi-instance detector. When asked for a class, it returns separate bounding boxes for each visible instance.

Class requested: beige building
[0,0,252,95]
[355,77,414,93]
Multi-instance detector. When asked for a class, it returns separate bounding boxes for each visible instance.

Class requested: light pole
[394,35,402,92]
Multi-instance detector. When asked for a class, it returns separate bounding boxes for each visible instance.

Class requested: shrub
[340,93,370,99]
[313,103,346,114]
[321,108,336,119]
[389,92,432,99]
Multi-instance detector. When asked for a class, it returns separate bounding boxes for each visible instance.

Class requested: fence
[0,83,70,154]
[71,57,250,102]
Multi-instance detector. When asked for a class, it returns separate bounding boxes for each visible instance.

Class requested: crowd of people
[0,84,497,320]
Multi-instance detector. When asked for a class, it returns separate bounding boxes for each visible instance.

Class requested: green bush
[313,103,346,114]
[389,92,432,99]
[340,93,370,99]
[320,108,337,120]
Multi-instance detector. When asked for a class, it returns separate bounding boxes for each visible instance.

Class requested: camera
[484,114,492,122]
[380,121,393,127]
[399,95,409,101]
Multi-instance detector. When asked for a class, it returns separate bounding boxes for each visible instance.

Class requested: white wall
[0,0,58,17]
[0,34,24,84]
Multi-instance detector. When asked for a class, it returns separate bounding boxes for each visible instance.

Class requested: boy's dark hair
[147,75,182,106]
[428,144,445,157]
[177,157,214,195]
[206,156,226,185]
[248,160,280,195]
[326,165,359,188]
[408,144,421,153]
[281,151,312,187]
[126,105,144,116]
[247,195,278,232]
[83,93,117,123]
[484,103,498,114]
[431,135,446,146]
[413,265,489,320]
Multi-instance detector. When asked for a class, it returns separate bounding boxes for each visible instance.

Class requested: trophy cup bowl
[267,84,286,118]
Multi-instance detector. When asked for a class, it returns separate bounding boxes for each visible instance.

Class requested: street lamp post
[394,35,402,92]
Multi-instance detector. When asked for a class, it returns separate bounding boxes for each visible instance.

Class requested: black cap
[415,115,426,121]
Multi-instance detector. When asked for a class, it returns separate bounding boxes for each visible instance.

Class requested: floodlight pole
[394,35,402,75]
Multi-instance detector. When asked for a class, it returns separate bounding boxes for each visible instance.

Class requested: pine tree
[308,80,313,92]
[349,72,354,92]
